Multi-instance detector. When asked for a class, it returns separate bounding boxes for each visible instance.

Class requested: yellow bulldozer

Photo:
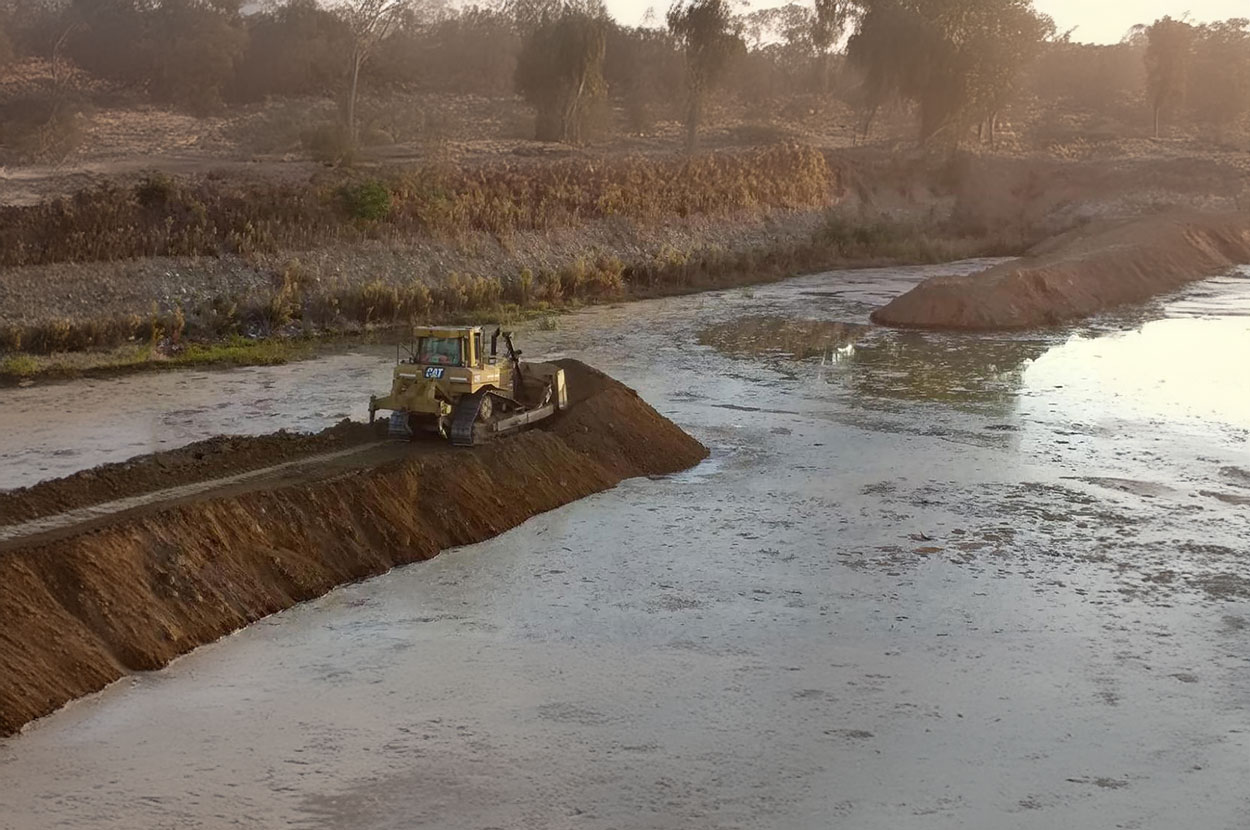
[369,325,568,447]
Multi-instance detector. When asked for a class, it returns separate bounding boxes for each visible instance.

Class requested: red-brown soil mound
[872,212,1250,330]
[0,361,706,735]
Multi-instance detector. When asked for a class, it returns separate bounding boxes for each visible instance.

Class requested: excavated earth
[873,212,1250,329]
[0,419,385,526]
[0,359,708,736]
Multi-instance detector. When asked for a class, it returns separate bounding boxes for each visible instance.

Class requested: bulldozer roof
[411,325,483,339]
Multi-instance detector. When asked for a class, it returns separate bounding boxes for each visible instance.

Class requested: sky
[1033,0,1248,43]
[602,0,1250,44]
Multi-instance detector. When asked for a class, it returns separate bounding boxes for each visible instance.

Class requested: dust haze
[1,1,1247,171]
[2,3,1250,829]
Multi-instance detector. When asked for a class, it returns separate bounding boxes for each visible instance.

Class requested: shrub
[0,97,87,163]
[338,180,392,221]
[135,173,178,209]
[1,354,40,380]
[302,122,355,164]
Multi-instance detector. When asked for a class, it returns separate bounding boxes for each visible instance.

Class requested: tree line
[1,0,1248,155]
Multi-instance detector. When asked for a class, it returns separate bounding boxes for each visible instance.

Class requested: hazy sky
[1034,0,1247,43]
[604,0,1249,44]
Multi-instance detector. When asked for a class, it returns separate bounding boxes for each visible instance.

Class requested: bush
[301,122,355,164]
[338,180,392,221]
[1,354,40,380]
[135,173,178,209]
[0,97,87,163]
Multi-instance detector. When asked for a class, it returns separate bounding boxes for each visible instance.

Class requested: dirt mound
[0,361,707,735]
[0,420,385,527]
[872,212,1250,330]
[553,358,618,407]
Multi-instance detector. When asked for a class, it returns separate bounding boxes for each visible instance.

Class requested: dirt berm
[872,212,1250,330]
[0,360,707,736]
[0,420,386,526]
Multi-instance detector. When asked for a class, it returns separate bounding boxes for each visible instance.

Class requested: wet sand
[1,261,1248,828]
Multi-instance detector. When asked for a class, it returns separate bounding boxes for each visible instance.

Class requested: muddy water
[2,262,1249,829]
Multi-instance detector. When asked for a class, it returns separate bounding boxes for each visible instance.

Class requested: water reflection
[1024,302,1250,431]
[843,332,1047,416]
[698,316,871,361]
[1023,317,1250,429]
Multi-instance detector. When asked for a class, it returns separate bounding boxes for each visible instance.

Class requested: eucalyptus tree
[1142,15,1194,137]
[338,0,408,146]
[845,0,1054,145]
[514,2,608,144]
[667,0,744,152]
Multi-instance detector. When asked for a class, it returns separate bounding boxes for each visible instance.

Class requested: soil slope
[872,212,1250,330]
[0,360,707,735]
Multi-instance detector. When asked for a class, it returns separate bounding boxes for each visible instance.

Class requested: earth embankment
[0,360,707,736]
[871,212,1250,330]
[0,420,385,526]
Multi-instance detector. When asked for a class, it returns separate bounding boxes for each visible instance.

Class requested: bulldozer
[368,325,568,447]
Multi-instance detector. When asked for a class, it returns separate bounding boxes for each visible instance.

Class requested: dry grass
[0,145,837,269]
[0,207,1013,365]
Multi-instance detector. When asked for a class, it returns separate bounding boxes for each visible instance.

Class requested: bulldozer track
[450,390,489,447]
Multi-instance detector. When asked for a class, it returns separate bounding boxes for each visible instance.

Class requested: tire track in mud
[0,360,709,736]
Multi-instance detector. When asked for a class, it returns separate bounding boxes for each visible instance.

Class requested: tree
[1187,19,1250,134]
[233,0,351,101]
[735,4,820,104]
[667,0,743,152]
[148,0,246,110]
[961,0,1055,143]
[810,0,853,88]
[65,0,245,110]
[605,23,683,132]
[515,6,608,144]
[337,0,408,147]
[1144,15,1194,138]
[845,0,1053,145]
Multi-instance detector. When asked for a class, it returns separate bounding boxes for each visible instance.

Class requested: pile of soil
[0,420,385,527]
[872,212,1250,330]
[0,360,707,735]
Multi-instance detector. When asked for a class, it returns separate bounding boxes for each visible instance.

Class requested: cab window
[418,337,462,366]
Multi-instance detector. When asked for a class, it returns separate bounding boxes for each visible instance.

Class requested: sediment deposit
[872,212,1250,330]
[0,360,707,735]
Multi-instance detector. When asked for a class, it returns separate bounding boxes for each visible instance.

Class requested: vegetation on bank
[0,208,1024,385]
[0,337,320,386]
[0,145,834,269]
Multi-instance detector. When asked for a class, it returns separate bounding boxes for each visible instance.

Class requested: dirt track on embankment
[0,420,388,527]
[872,212,1250,330]
[0,360,707,736]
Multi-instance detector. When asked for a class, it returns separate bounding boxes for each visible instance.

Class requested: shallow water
[1,261,1248,829]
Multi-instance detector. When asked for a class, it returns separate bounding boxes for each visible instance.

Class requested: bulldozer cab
[405,326,489,369]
